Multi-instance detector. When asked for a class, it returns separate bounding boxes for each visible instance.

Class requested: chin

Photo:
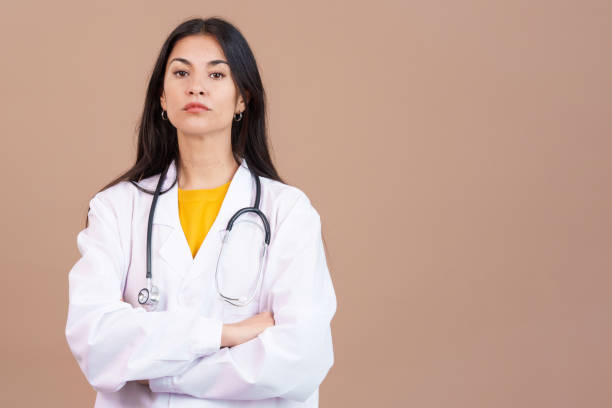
[177,124,220,137]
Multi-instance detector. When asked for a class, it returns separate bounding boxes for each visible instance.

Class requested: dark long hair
[82,17,332,267]
[85,16,283,227]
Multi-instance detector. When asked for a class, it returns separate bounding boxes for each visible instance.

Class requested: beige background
[1,0,611,406]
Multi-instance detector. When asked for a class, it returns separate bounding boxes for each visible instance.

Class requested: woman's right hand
[221,311,275,348]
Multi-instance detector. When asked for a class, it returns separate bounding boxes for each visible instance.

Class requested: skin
[132,34,274,387]
[160,33,248,190]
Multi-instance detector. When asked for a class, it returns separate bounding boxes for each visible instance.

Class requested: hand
[221,311,275,348]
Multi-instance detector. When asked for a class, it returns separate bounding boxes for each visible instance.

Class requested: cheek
[217,93,240,115]
[165,88,183,109]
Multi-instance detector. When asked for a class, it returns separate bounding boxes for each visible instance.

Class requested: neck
[176,131,239,190]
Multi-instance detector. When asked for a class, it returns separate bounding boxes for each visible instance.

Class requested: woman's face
[160,34,247,137]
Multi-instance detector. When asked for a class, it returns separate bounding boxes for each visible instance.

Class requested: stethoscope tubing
[130,160,270,309]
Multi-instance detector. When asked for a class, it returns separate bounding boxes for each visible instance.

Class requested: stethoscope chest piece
[138,284,159,309]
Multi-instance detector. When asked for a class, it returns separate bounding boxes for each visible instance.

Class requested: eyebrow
[169,57,229,68]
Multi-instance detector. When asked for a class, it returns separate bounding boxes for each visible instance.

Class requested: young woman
[65,17,337,407]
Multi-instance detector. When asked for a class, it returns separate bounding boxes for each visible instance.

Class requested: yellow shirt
[178,180,231,258]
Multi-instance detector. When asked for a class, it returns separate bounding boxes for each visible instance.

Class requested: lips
[183,102,210,110]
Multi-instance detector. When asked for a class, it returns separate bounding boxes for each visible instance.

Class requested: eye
[173,70,188,77]
[210,72,225,79]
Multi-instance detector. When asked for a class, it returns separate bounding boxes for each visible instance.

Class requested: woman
[65,17,337,407]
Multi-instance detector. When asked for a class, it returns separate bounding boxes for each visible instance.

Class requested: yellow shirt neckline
[178,180,231,203]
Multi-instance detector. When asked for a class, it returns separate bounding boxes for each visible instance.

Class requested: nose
[188,88,207,95]
[187,79,207,96]
[186,70,209,95]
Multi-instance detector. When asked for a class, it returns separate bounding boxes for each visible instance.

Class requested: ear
[236,90,250,112]
[160,91,166,111]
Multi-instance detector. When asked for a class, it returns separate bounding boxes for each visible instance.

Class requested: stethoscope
[130,160,271,310]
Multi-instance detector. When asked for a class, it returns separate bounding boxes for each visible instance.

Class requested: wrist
[221,323,237,347]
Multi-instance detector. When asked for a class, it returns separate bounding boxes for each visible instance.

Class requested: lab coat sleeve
[148,193,337,402]
[65,190,224,393]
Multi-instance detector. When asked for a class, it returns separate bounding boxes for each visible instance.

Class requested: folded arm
[149,193,338,402]
[65,191,223,393]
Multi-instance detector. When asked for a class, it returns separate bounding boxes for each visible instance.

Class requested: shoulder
[92,180,134,205]
[258,176,321,230]
[88,180,137,221]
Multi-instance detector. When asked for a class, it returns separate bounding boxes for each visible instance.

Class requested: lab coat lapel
[190,157,253,277]
[144,159,191,279]
[139,157,253,279]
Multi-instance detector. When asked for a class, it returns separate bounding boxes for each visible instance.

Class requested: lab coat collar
[149,156,252,228]
[134,156,253,275]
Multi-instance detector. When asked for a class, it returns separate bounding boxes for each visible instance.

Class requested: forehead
[167,34,226,64]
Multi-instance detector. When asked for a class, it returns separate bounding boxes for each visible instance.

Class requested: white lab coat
[65,157,337,407]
